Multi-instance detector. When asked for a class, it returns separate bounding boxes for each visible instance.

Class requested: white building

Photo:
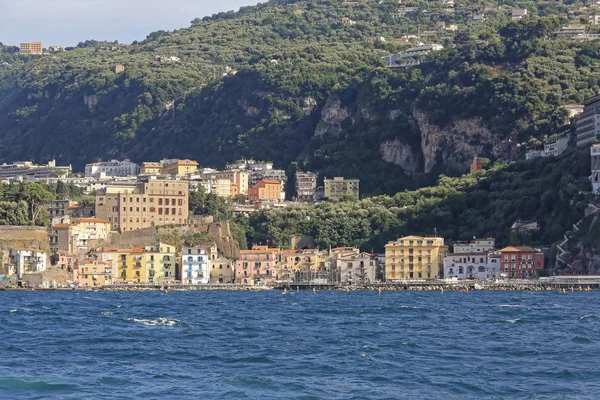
[443,240,500,280]
[576,94,600,147]
[454,238,495,253]
[9,249,47,279]
[511,8,528,20]
[181,247,211,284]
[592,144,600,194]
[443,252,501,280]
[526,136,569,160]
[85,160,139,179]
[335,252,377,285]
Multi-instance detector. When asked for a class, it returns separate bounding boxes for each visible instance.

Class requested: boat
[474,284,485,290]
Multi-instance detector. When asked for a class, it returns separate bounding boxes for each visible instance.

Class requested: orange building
[247,180,281,202]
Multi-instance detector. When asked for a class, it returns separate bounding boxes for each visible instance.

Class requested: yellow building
[118,248,147,283]
[161,159,199,175]
[385,236,446,281]
[145,243,177,283]
[140,162,162,175]
[20,42,43,55]
[278,249,321,278]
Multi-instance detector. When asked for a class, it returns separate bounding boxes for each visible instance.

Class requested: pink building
[235,245,279,284]
[53,252,74,272]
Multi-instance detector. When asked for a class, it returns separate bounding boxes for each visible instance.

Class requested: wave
[127,317,182,327]
[101,311,113,316]
[0,377,72,391]
[506,318,522,324]
[9,309,17,313]
[494,304,525,308]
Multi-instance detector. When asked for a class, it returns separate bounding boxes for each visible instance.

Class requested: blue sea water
[1,290,600,399]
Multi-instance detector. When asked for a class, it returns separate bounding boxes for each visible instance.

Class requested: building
[248,180,282,202]
[453,238,495,253]
[381,44,443,68]
[77,260,113,287]
[210,257,234,284]
[443,251,501,280]
[208,171,249,195]
[160,159,199,176]
[118,248,147,283]
[590,15,600,24]
[50,218,111,253]
[335,251,377,285]
[592,144,600,194]
[576,94,600,147]
[113,64,125,74]
[385,236,446,281]
[0,160,71,180]
[236,246,279,284]
[140,162,162,175]
[20,42,43,55]
[511,8,528,20]
[296,172,317,201]
[85,160,139,178]
[278,249,322,282]
[146,243,177,283]
[555,25,587,38]
[9,249,47,278]
[499,246,545,279]
[323,177,360,200]
[210,178,232,198]
[87,247,120,281]
[95,178,189,231]
[526,135,570,160]
[470,157,485,174]
[181,246,214,284]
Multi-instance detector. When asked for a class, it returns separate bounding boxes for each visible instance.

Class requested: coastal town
[0,91,598,290]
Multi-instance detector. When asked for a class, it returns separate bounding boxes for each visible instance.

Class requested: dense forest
[1,0,599,194]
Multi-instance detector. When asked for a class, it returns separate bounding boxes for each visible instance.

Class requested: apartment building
[236,246,279,284]
[576,94,600,147]
[323,177,360,200]
[296,172,317,201]
[248,180,281,202]
[499,246,545,279]
[385,236,446,281]
[50,218,111,253]
[20,42,43,55]
[95,179,189,231]
[209,171,249,195]
[0,160,71,180]
[181,245,216,284]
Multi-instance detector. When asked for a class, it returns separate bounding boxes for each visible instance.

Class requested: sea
[1,290,600,399]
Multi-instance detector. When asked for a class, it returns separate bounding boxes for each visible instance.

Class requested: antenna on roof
[434,228,437,237]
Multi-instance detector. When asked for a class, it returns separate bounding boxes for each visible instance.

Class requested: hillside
[1,0,599,194]
[238,147,593,269]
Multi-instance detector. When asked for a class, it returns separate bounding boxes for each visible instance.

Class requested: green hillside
[1,0,599,194]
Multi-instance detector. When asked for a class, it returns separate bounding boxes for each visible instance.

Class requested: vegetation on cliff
[240,148,591,252]
[1,1,599,194]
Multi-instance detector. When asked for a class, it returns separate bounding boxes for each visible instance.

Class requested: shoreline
[2,281,599,292]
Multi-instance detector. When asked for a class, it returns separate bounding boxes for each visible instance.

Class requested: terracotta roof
[130,247,145,253]
[500,246,538,253]
[260,180,281,185]
[83,260,107,265]
[240,248,279,254]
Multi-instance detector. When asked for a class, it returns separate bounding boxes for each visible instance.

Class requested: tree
[21,182,56,225]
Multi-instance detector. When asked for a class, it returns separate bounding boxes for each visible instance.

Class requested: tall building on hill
[296,172,317,202]
[85,160,139,178]
[20,42,43,55]
[385,236,446,281]
[576,94,600,147]
[323,177,360,200]
[95,178,189,231]
[592,144,600,194]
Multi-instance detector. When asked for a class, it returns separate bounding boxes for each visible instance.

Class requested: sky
[0,0,259,47]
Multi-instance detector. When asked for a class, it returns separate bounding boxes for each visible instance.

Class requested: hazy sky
[0,0,259,47]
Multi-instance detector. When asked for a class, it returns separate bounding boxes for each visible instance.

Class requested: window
[159,199,163,205]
